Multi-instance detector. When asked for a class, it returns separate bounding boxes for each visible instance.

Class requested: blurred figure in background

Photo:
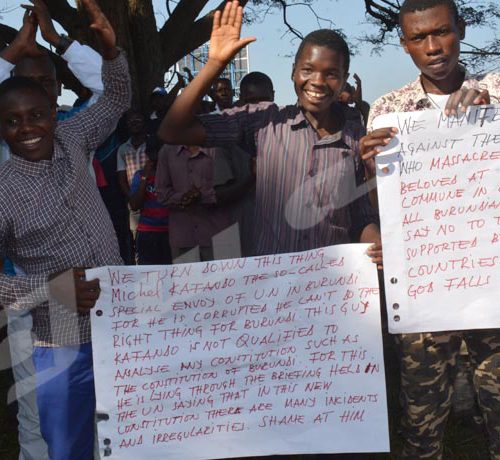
[338,73,370,127]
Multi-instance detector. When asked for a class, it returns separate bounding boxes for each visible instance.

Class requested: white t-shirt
[426,92,450,111]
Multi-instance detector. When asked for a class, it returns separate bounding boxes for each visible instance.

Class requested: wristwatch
[55,35,74,56]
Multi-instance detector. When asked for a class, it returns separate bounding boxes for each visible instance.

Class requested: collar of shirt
[178,145,211,158]
[396,65,477,110]
[9,132,70,176]
[10,153,52,177]
[124,137,146,150]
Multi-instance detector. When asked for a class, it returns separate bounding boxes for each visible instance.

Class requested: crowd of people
[0,0,498,459]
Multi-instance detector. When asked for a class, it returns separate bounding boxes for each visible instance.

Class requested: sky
[1,0,498,106]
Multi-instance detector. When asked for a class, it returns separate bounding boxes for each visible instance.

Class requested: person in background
[238,71,274,105]
[149,86,168,121]
[361,0,500,458]
[229,70,277,257]
[0,1,130,458]
[117,110,149,261]
[117,111,148,198]
[148,76,185,128]
[0,1,105,458]
[129,149,171,265]
[158,1,382,264]
[211,77,234,110]
[155,144,233,263]
[145,74,186,167]
[0,0,105,178]
[94,116,134,264]
[338,74,370,127]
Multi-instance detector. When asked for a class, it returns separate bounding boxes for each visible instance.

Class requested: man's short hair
[399,0,460,26]
[0,76,50,107]
[13,54,55,78]
[213,77,232,88]
[295,29,350,73]
[240,72,274,93]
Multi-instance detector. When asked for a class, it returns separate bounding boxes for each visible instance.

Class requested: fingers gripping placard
[374,105,500,333]
[87,245,388,459]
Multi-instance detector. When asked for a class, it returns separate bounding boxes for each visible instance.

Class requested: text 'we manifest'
[375,105,500,333]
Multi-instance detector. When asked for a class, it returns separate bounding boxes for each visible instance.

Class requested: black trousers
[135,231,172,265]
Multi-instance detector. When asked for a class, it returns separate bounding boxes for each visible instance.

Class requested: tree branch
[364,0,399,31]
[276,0,303,40]
[159,0,210,42]
[166,0,173,16]
[159,0,249,69]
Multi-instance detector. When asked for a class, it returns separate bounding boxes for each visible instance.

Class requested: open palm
[81,0,116,53]
[17,11,44,58]
[208,0,255,65]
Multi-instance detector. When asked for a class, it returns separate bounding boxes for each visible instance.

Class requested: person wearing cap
[149,86,168,120]
[116,111,149,258]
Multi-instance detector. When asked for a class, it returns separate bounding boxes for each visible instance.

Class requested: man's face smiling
[0,88,56,162]
[401,4,465,93]
[292,44,347,122]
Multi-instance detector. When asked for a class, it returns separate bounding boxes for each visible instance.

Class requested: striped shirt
[199,103,377,255]
[0,53,130,347]
[130,171,169,232]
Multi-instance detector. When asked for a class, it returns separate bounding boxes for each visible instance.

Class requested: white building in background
[166,44,250,98]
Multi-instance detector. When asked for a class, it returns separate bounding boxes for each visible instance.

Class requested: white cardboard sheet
[373,105,500,333]
[87,244,388,459]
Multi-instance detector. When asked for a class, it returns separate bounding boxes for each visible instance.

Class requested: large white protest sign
[87,244,388,459]
[374,105,500,334]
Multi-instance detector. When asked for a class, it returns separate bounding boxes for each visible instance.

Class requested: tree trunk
[3,0,250,111]
[127,0,164,110]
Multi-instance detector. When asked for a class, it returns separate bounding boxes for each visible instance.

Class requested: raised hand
[21,0,59,46]
[208,0,256,66]
[352,73,362,106]
[80,0,117,60]
[1,10,45,63]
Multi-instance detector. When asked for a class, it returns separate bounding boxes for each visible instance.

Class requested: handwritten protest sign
[87,244,388,459]
[373,105,500,333]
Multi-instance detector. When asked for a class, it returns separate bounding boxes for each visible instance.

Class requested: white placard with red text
[374,105,500,333]
[87,244,388,459]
